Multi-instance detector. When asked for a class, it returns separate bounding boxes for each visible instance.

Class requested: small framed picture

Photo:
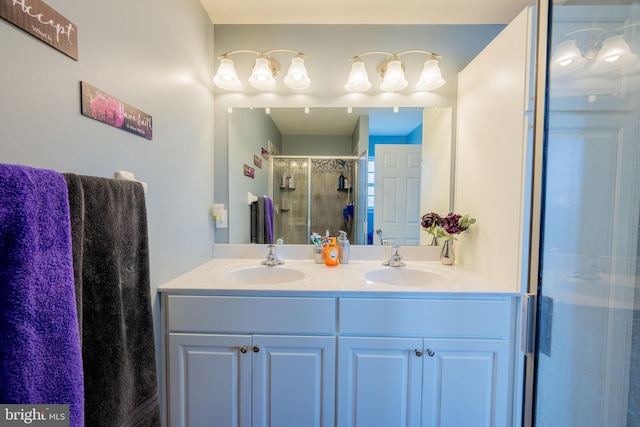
[261,147,269,159]
[254,155,262,169]
[243,164,255,179]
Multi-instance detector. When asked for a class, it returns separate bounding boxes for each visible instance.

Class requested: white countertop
[159,246,518,296]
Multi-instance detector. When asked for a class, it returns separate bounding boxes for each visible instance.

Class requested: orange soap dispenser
[325,236,339,267]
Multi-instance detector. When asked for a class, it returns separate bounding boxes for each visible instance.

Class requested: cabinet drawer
[339,298,513,338]
[166,295,336,334]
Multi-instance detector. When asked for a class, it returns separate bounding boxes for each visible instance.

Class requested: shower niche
[270,156,364,245]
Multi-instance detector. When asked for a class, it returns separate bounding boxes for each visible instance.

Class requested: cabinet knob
[414,349,423,357]
[252,345,260,353]
[240,345,248,354]
[425,348,436,357]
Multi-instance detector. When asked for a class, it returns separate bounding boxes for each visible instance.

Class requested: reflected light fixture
[550,24,639,77]
[550,39,587,76]
[590,34,637,73]
[345,50,444,92]
[213,49,311,91]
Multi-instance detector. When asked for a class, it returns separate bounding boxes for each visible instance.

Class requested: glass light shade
[284,57,311,89]
[344,61,372,92]
[550,40,587,76]
[590,35,637,73]
[416,59,446,90]
[380,60,408,91]
[212,58,241,90]
[248,57,276,90]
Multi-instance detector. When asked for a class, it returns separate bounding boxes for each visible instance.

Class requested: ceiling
[199,0,536,25]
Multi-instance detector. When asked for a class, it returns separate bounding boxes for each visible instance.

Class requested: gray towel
[63,173,159,427]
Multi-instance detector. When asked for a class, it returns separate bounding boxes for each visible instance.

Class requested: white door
[252,335,336,427]
[337,336,423,427]
[168,333,251,427]
[374,144,422,245]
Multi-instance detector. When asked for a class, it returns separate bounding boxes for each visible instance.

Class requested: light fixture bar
[345,49,444,93]
[348,49,442,61]
[213,49,310,91]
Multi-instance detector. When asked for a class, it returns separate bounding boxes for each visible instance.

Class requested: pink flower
[90,95,107,120]
[105,97,124,128]
[90,95,124,128]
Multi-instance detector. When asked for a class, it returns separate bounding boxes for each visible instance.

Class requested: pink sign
[81,82,153,140]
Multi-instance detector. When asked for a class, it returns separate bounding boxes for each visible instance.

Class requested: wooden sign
[81,82,153,140]
[0,0,78,60]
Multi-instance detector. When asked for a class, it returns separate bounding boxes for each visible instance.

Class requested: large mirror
[227,106,453,245]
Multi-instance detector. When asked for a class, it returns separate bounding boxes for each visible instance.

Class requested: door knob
[252,345,260,353]
[414,349,423,357]
[240,345,248,354]
[425,348,435,357]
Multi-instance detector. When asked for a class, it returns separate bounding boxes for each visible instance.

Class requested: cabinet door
[337,336,424,427]
[168,333,251,427]
[252,335,336,427]
[421,338,510,427]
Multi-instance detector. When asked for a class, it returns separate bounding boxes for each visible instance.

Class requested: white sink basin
[364,267,448,286]
[225,266,305,285]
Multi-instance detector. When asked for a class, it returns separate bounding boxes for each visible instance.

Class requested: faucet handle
[262,244,284,266]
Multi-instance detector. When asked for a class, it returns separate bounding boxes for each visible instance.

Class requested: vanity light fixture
[345,50,445,92]
[213,49,311,91]
[550,24,638,76]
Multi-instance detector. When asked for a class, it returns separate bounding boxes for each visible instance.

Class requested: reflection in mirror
[272,156,362,245]
[228,107,450,245]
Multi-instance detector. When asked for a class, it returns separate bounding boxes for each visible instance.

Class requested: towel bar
[247,192,258,204]
[115,170,148,193]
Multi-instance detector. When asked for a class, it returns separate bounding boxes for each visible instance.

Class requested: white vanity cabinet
[162,292,517,427]
[336,298,515,427]
[164,295,337,427]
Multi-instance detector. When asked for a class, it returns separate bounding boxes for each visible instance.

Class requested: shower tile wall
[311,160,354,240]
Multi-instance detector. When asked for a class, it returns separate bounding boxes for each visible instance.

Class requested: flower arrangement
[421,212,476,242]
[420,212,442,238]
[440,213,476,240]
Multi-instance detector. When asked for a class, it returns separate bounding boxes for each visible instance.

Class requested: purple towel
[0,164,84,427]
[265,196,274,244]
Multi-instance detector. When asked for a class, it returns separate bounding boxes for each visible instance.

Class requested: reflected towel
[0,164,84,427]
[63,173,159,427]
[250,196,274,244]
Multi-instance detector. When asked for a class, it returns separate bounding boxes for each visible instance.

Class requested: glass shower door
[532,2,640,426]
[271,157,309,244]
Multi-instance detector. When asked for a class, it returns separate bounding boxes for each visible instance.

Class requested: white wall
[228,108,281,243]
[0,0,216,398]
[1,0,215,284]
[454,7,535,287]
[283,135,354,155]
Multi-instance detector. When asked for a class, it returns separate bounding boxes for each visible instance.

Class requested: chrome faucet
[382,245,406,267]
[261,244,284,266]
